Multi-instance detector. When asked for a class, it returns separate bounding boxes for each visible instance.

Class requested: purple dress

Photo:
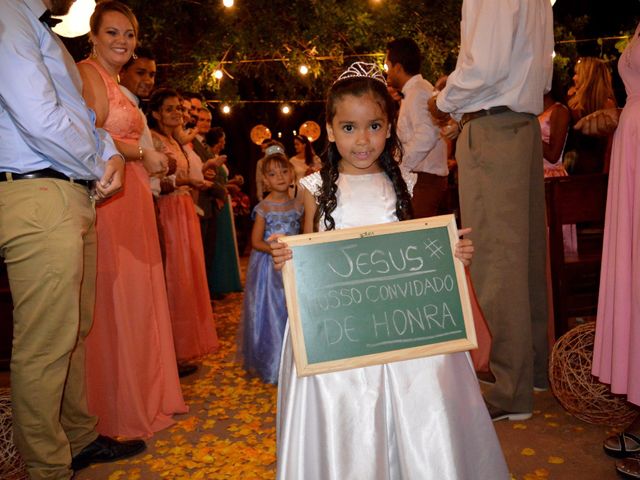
[241,198,303,383]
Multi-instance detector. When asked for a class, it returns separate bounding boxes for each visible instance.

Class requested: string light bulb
[281,105,291,115]
[299,65,309,75]
[214,69,224,80]
[223,0,234,7]
[221,104,231,114]
[52,0,95,38]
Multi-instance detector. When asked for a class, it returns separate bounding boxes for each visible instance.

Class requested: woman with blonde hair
[566,57,617,173]
[77,0,187,438]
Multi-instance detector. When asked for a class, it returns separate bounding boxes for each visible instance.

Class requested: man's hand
[95,155,125,200]
[440,120,460,140]
[428,95,451,126]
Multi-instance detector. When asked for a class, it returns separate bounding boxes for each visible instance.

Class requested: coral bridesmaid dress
[80,59,187,438]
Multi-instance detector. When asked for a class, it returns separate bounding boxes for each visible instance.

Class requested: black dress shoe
[71,435,146,471]
[177,362,198,378]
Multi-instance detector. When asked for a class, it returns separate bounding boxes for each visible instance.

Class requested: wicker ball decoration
[0,388,28,480]
[549,322,637,427]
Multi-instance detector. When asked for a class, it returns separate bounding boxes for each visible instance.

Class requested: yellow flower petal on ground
[107,471,126,480]
[513,423,527,430]
[521,447,536,456]
[548,456,565,464]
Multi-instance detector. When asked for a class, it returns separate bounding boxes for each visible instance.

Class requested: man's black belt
[460,106,511,128]
[0,168,94,189]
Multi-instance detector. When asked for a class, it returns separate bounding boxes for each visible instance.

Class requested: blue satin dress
[241,198,303,383]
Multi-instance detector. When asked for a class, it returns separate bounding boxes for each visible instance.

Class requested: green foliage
[126,0,462,102]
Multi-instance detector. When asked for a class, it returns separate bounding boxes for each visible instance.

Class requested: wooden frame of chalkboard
[280,214,477,376]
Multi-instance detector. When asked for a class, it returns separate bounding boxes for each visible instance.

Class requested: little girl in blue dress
[241,147,303,383]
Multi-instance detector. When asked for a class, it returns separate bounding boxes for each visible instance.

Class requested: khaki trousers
[0,178,98,480]
[456,111,549,413]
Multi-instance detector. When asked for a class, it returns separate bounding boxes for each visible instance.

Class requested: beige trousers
[456,111,549,413]
[0,178,98,480]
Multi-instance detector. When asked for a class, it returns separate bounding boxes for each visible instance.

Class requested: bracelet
[137,145,143,162]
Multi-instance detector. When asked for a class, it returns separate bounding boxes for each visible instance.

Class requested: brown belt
[460,106,511,128]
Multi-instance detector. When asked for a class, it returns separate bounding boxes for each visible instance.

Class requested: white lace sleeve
[401,168,417,197]
[299,171,323,200]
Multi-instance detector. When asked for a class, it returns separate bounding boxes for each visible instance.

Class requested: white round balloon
[52,0,96,38]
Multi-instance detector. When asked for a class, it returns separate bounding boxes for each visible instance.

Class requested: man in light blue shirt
[0,1,145,478]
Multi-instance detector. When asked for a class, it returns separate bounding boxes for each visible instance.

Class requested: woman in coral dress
[148,88,219,361]
[77,1,186,438]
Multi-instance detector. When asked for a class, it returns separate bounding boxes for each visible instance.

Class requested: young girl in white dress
[271,63,509,480]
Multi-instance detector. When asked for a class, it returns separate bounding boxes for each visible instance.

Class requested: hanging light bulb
[221,104,231,115]
[214,69,224,80]
[52,0,96,38]
[223,0,234,7]
[299,65,309,76]
[281,105,291,115]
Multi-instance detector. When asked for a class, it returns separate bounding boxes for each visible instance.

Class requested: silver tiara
[265,145,285,156]
[334,62,387,86]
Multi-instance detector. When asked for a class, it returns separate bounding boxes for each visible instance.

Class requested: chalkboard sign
[281,214,476,376]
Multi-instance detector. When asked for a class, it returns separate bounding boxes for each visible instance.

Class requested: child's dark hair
[294,134,316,167]
[316,75,413,230]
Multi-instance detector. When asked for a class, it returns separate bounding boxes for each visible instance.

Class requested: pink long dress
[592,25,640,406]
[152,131,219,361]
[80,59,187,438]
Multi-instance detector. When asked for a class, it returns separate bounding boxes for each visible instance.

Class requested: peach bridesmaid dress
[80,59,187,438]
[152,131,219,361]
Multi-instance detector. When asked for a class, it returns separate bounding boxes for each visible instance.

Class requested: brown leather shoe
[71,435,146,471]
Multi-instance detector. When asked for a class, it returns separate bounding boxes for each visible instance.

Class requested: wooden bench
[545,173,608,338]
